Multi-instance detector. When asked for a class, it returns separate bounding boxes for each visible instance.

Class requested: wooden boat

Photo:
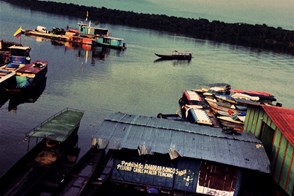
[231,89,277,105]
[155,50,192,60]
[0,108,84,196]
[13,60,48,89]
[157,113,188,122]
[0,40,22,65]
[7,45,31,65]
[230,89,274,98]
[30,146,81,195]
[217,116,244,132]
[0,69,15,84]
[77,22,109,38]
[0,45,31,85]
[80,155,114,195]
[68,34,93,45]
[205,98,240,116]
[56,147,106,195]
[186,108,213,126]
[214,94,237,104]
[25,26,69,41]
[75,21,126,50]
[231,93,260,101]
[94,36,126,50]
[179,90,204,107]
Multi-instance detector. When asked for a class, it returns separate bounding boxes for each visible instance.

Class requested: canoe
[217,116,244,132]
[57,147,106,195]
[155,51,192,60]
[205,98,240,116]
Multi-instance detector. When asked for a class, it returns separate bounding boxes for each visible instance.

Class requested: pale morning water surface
[0,1,293,179]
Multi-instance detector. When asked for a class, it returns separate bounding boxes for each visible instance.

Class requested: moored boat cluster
[23,20,126,50]
[176,83,279,134]
[0,42,48,95]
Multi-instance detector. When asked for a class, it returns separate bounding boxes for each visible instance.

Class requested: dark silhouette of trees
[4,0,294,54]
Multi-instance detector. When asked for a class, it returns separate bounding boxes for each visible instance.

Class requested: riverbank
[4,0,294,55]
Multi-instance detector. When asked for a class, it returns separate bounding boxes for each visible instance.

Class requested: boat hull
[155,53,192,60]
[94,37,126,50]
[25,30,69,41]
[14,60,48,89]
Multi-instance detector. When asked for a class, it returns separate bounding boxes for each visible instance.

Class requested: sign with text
[116,160,187,178]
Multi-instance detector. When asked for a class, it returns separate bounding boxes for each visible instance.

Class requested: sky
[42,0,294,30]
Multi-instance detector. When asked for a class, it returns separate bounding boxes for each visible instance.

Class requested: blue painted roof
[95,112,270,173]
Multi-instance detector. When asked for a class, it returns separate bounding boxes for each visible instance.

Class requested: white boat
[0,69,15,84]
[187,108,213,126]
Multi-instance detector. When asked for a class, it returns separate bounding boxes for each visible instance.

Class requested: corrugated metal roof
[262,105,294,146]
[96,112,270,173]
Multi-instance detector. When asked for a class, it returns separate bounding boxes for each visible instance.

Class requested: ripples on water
[0,1,293,177]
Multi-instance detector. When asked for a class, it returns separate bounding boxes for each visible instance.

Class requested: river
[0,0,293,186]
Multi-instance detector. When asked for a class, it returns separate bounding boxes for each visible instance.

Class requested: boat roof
[77,22,108,30]
[95,112,270,173]
[101,36,123,40]
[184,90,201,101]
[26,108,84,142]
[8,45,31,51]
[17,61,48,74]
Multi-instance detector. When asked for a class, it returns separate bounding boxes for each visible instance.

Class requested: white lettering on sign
[116,161,188,178]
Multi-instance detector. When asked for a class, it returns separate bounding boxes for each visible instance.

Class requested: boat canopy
[26,108,84,142]
[9,45,31,51]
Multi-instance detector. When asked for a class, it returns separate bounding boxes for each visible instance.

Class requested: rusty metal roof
[262,105,294,146]
[95,112,270,173]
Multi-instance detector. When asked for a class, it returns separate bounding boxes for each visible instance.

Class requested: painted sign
[116,160,187,178]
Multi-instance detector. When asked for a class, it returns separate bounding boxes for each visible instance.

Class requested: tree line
[5,0,294,55]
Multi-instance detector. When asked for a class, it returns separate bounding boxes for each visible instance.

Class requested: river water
[0,0,293,183]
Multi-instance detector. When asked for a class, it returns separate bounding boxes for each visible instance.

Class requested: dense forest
[4,0,294,55]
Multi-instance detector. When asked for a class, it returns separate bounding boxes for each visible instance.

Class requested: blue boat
[76,22,126,50]
[94,36,126,50]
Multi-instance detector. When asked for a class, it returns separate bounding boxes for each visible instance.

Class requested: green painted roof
[27,108,84,142]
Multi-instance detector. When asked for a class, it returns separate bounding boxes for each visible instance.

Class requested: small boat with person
[155,50,192,60]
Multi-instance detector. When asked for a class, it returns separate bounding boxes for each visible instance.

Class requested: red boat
[15,60,48,89]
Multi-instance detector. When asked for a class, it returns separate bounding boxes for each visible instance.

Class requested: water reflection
[26,34,124,66]
[7,77,47,111]
[0,87,10,107]
[153,58,191,66]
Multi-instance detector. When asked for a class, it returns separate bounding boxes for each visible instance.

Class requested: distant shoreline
[4,0,294,55]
